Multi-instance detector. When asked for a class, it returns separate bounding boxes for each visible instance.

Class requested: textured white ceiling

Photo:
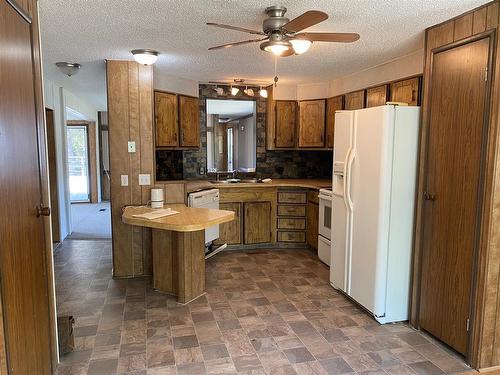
[39,0,489,110]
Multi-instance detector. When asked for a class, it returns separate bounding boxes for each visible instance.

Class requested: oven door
[318,195,332,240]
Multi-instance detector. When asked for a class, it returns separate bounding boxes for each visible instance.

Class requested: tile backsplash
[156,84,333,181]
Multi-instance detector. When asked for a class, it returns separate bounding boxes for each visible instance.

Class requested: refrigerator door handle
[346,149,355,211]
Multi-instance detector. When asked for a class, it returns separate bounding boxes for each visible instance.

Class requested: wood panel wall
[106,61,154,277]
[411,1,500,369]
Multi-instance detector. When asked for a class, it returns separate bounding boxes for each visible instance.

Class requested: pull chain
[274,55,279,87]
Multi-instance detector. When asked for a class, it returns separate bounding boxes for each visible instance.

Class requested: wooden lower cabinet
[244,202,272,244]
[215,202,241,245]
[306,202,319,250]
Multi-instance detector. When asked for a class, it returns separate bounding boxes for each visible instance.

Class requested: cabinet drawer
[307,190,319,204]
[278,192,307,204]
[277,231,306,243]
[277,205,306,217]
[277,218,306,230]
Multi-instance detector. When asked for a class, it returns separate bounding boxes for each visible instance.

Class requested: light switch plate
[138,174,151,186]
[127,141,136,153]
[120,175,129,186]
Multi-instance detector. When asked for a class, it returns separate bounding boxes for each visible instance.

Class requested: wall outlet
[199,166,205,175]
[120,175,129,186]
[138,174,151,186]
[127,141,136,153]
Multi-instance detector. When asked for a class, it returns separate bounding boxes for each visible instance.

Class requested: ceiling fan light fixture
[260,40,292,56]
[259,87,268,98]
[231,86,239,96]
[131,49,159,65]
[290,39,312,54]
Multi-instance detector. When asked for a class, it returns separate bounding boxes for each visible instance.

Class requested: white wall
[44,79,99,240]
[328,50,424,97]
[154,70,199,97]
[272,49,424,101]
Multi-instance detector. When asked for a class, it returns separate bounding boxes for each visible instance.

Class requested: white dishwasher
[187,189,220,245]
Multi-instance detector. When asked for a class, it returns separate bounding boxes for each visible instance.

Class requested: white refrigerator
[330,105,420,324]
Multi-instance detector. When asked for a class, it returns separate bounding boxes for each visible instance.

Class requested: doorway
[67,124,90,202]
[419,35,492,356]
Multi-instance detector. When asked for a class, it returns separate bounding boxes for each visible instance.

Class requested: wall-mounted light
[243,87,254,97]
[55,62,81,77]
[214,85,224,95]
[131,49,159,65]
[259,87,268,98]
[231,86,239,96]
[290,39,312,55]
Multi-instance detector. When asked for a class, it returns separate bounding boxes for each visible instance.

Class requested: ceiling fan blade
[208,38,267,50]
[283,10,328,33]
[295,32,360,43]
[206,22,265,35]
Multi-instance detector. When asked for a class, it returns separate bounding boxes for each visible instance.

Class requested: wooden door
[298,100,326,148]
[326,96,343,148]
[155,91,178,147]
[215,202,241,245]
[391,77,420,105]
[345,90,365,110]
[179,95,200,147]
[306,202,319,250]
[46,108,60,242]
[0,1,52,373]
[419,37,491,355]
[244,202,271,244]
[366,85,388,107]
[275,101,296,148]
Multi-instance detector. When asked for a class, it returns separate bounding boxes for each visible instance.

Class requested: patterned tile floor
[55,240,473,375]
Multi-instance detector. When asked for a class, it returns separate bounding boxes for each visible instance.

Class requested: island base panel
[152,229,205,304]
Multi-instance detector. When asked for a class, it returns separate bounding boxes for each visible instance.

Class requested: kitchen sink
[210,178,260,184]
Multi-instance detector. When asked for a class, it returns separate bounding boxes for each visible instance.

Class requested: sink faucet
[232,169,238,179]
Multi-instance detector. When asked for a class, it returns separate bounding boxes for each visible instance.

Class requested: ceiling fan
[207,6,360,57]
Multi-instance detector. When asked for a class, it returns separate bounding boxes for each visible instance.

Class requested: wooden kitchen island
[122,204,234,304]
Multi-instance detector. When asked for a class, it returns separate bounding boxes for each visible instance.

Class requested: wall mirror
[206,99,256,173]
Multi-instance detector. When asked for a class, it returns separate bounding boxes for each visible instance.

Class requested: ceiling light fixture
[259,87,268,98]
[55,62,81,77]
[243,87,255,96]
[260,33,292,56]
[131,49,159,65]
[231,86,239,96]
[290,39,312,55]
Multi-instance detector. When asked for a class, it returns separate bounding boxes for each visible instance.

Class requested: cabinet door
[306,202,319,249]
[179,95,200,147]
[345,90,365,110]
[155,91,178,147]
[298,100,326,148]
[390,77,420,105]
[244,202,271,244]
[366,85,388,107]
[275,101,296,148]
[215,202,241,245]
[325,96,343,148]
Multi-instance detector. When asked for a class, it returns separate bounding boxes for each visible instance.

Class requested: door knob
[36,204,51,217]
[423,192,437,201]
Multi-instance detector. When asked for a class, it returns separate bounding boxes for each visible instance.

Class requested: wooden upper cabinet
[155,91,178,147]
[326,96,343,148]
[179,95,200,147]
[345,90,365,110]
[298,100,326,148]
[390,77,420,106]
[275,101,297,148]
[366,85,388,107]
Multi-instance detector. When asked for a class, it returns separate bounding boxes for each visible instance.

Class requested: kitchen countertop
[185,178,332,193]
[122,204,234,232]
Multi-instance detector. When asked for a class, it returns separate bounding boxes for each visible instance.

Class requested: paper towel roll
[150,188,164,209]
